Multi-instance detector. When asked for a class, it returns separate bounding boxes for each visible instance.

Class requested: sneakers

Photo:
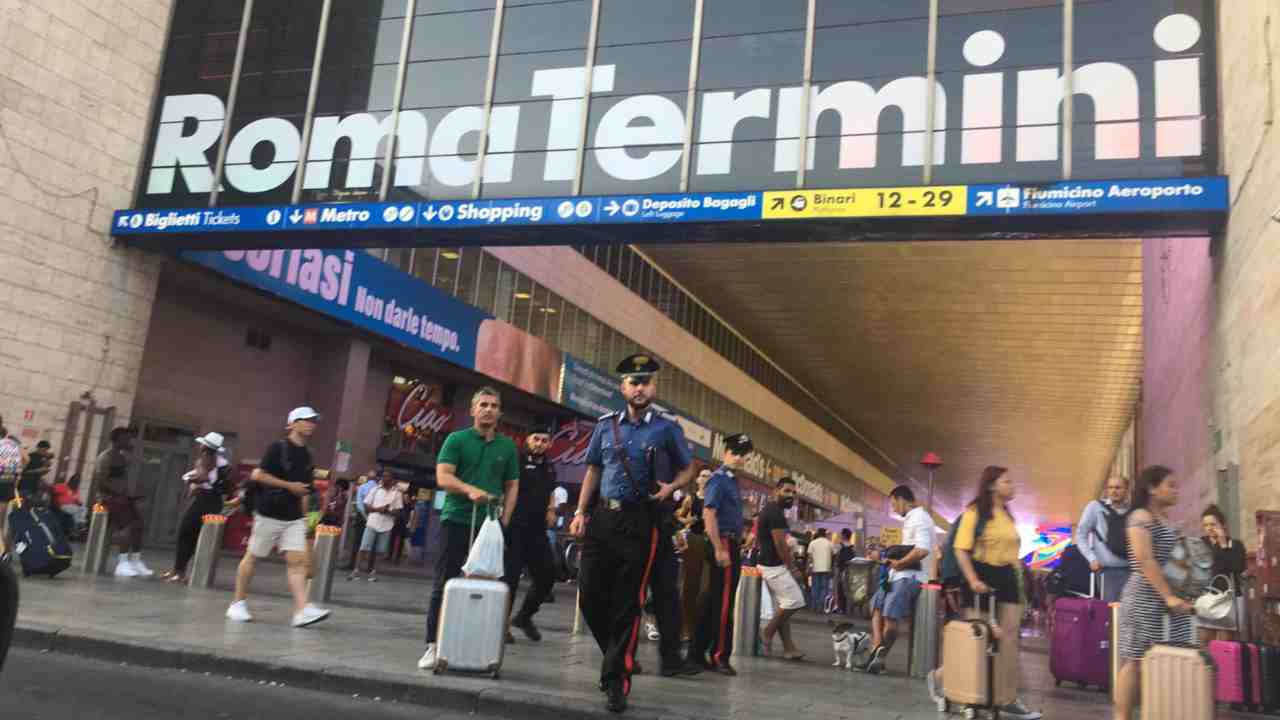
[862,645,886,674]
[926,669,945,712]
[418,644,438,671]
[291,605,331,628]
[129,553,155,578]
[646,622,659,641]
[225,600,253,623]
[998,699,1043,720]
[114,555,139,578]
[346,571,361,581]
[512,615,542,642]
[367,571,378,583]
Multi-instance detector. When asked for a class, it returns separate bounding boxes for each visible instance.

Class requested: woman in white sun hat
[161,432,232,583]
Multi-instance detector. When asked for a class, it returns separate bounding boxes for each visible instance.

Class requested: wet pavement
[8,552,1256,719]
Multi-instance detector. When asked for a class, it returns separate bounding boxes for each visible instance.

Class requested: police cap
[724,433,754,455]
[617,353,661,379]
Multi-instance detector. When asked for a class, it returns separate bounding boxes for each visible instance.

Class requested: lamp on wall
[920,452,943,512]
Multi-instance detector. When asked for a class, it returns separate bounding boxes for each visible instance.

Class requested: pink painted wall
[1141,237,1215,527]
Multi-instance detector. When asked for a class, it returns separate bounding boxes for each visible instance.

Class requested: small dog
[831,622,870,669]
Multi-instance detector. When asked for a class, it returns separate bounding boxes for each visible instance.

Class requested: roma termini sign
[137,4,1213,206]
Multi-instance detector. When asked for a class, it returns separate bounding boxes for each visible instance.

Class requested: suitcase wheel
[962,706,977,720]
[488,662,500,679]
[433,660,447,675]
[1053,679,1061,687]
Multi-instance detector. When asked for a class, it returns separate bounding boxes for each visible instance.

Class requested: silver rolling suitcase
[433,503,509,678]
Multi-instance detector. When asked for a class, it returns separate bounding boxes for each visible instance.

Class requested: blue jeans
[811,572,831,609]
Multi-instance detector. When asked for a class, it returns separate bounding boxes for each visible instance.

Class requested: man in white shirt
[349,467,403,582]
[807,529,834,610]
[864,485,935,674]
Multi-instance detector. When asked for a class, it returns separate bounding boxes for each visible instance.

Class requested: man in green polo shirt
[418,386,520,671]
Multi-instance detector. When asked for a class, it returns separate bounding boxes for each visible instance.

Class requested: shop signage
[548,419,594,467]
[389,380,454,439]
[114,176,1228,242]
[181,248,487,369]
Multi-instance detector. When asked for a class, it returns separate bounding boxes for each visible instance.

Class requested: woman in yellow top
[927,466,1042,720]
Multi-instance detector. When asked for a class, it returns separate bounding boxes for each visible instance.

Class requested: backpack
[1095,501,1132,560]
[0,438,22,482]
[1046,543,1092,596]
[938,507,988,587]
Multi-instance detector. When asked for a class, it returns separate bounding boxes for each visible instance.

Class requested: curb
[12,624,701,720]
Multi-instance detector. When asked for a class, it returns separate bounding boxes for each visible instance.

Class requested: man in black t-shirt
[503,427,559,644]
[226,406,331,628]
[756,478,806,660]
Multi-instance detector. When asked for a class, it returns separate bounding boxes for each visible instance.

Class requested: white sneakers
[646,622,659,641]
[418,644,438,671]
[114,553,154,578]
[291,605,331,628]
[926,669,945,711]
[226,600,253,623]
[227,600,331,628]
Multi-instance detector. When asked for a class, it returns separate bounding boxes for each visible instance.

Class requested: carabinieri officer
[688,432,753,675]
[570,354,697,714]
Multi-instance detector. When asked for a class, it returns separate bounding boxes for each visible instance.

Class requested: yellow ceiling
[644,238,1143,526]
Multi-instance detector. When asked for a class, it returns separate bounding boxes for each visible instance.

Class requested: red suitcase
[1209,640,1245,704]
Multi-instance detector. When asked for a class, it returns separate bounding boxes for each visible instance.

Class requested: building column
[306,337,371,471]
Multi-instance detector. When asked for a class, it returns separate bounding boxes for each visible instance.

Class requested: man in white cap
[226,407,331,627]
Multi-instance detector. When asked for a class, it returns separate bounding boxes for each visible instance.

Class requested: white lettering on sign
[223,249,355,305]
[146,15,1203,197]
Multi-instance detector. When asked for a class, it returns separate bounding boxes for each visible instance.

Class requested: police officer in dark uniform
[688,432,753,675]
[570,354,698,714]
[503,425,559,644]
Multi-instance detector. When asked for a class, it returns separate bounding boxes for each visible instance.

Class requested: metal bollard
[81,504,111,576]
[908,582,942,678]
[306,525,341,605]
[187,514,227,588]
[733,567,763,656]
[572,588,584,636]
[1110,602,1121,701]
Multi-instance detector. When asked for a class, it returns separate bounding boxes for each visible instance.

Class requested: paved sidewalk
[11,564,1248,720]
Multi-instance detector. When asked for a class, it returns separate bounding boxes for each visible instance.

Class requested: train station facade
[1,0,1277,542]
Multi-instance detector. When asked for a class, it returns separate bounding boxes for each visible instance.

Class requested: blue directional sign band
[111,177,1228,237]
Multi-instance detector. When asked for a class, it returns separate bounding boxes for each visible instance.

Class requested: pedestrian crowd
[0,353,1263,718]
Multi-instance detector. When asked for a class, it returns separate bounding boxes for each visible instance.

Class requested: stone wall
[1212,2,1280,542]
[0,0,171,469]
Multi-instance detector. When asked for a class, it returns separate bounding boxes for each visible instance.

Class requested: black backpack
[1096,502,1132,560]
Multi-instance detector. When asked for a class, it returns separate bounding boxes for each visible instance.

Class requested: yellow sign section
[762,185,967,219]
[880,527,903,546]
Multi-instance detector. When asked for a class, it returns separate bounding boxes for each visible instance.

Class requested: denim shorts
[360,527,391,553]
[871,577,922,620]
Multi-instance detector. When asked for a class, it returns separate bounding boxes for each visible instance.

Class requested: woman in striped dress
[1113,465,1194,720]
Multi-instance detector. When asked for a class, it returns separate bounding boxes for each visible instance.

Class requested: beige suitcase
[941,594,1015,718]
[1140,617,1214,720]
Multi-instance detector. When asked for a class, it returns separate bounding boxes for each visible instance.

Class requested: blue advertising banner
[965,177,1230,216]
[181,249,489,369]
[112,176,1228,240]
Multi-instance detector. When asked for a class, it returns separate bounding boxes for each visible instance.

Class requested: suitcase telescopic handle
[468,496,503,545]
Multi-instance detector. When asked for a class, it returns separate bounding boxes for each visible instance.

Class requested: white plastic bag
[461,514,506,579]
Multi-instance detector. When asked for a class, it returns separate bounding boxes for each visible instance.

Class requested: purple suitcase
[1050,574,1112,690]
[1209,640,1245,704]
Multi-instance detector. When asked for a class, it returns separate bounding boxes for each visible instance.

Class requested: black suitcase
[1261,645,1280,711]
[8,498,72,577]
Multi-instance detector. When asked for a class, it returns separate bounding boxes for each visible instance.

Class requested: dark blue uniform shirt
[702,467,744,535]
[586,409,692,502]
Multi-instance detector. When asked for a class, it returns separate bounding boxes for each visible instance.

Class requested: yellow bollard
[81,504,111,576]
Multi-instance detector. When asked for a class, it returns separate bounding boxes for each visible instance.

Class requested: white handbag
[1193,574,1238,630]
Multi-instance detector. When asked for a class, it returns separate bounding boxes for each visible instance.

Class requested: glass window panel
[698,32,804,90]
[385,248,413,273]
[499,1,590,54]
[479,151,574,197]
[416,0,497,12]
[598,0,695,45]
[816,0,928,26]
[412,247,437,282]
[701,0,806,36]
[409,9,495,60]
[510,273,534,329]
[402,59,491,108]
[440,247,468,297]
[690,138,796,192]
[494,50,588,103]
[473,251,500,314]
[812,22,927,83]
[595,42,693,96]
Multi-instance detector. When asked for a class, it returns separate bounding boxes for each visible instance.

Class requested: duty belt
[600,498,646,511]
